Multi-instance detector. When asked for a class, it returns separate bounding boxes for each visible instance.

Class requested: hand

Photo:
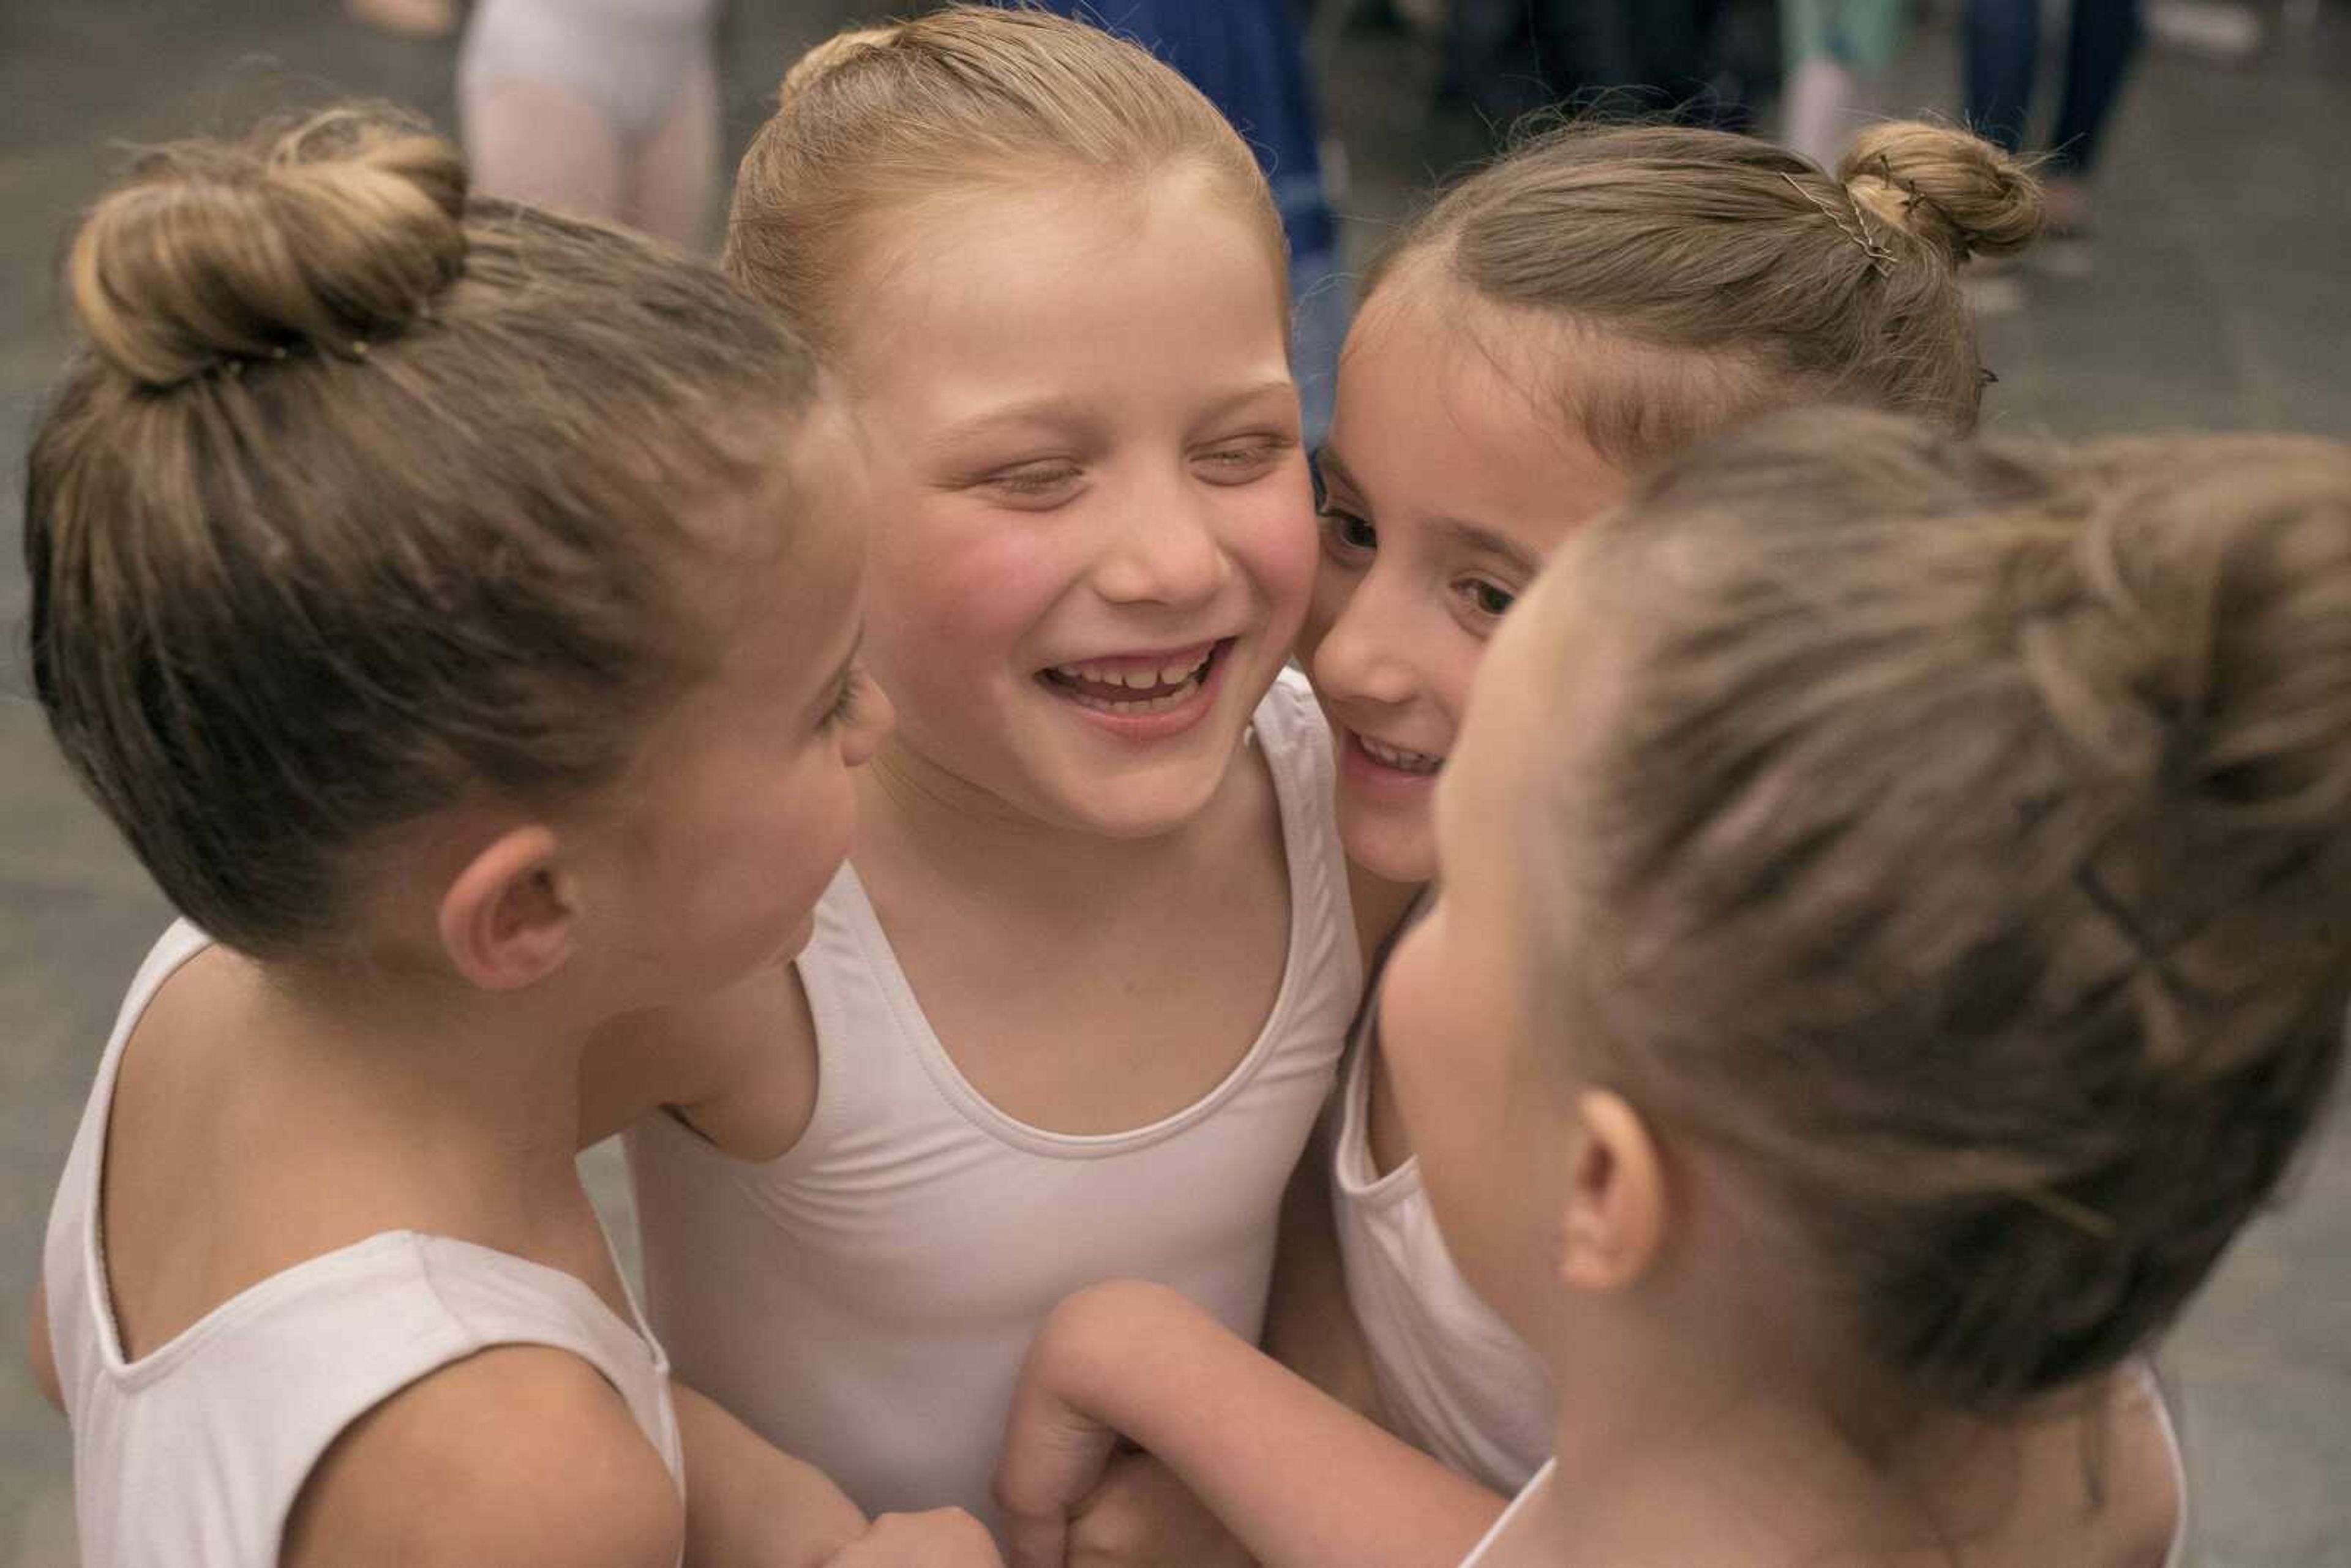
[1065,1452,1256,1568]
[821,1509,1003,1566]
[995,1308,1127,1568]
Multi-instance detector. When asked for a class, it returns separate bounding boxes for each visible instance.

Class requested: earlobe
[437,824,577,992]
[1557,1089,1666,1294]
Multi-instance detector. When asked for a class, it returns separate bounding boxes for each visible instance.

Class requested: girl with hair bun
[1379,410,2347,1563]
[997,120,2063,1566]
[22,108,997,1566]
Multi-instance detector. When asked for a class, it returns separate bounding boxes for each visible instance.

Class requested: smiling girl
[994,119,2050,1566]
[583,9,1368,1539]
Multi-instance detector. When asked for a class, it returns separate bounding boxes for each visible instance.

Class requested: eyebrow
[930,378,1299,450]
[1318,447,1545,576]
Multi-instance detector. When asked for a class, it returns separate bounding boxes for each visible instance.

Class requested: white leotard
[1332,961,1554,1494]
[627,670,1361,1528]
[43,922,682,1568]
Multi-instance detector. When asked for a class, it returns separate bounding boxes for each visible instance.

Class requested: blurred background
[2,1,2346,1562]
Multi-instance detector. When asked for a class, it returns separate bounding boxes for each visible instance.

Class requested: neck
[1518,1307,2068,1568]
[249,956,592,1219]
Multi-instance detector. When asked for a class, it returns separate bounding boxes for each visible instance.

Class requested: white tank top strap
[1330,901,1554,1494]
[2140,1360,2189,1568]
[43,923,681,1568]
[627,669,1362,1523]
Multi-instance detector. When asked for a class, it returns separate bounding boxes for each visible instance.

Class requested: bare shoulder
[580,958,820,1160]
[283,1345,683,1568]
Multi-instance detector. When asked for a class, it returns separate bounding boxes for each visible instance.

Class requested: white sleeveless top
[627,670,1361,1528]
[1333,907,1554,1495]
[43,921,684,1568]
[1457,1367,2191,1565]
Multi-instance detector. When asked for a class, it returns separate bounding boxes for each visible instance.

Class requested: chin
[1338,804,1436,887]
[1037,763,1233,841]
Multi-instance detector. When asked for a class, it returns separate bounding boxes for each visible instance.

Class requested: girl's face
[1300,285,1630,883]
[601,419,890,997]
[839,170,1314,839]
[1377,566,1602,1340]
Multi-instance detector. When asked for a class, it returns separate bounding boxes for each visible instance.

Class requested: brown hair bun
[66,108,467,389]
[1839,122,2044,269]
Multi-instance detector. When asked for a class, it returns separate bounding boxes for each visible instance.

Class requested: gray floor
[2,3,2348,1564]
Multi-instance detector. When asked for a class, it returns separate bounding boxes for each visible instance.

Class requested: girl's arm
[675,1381,1005,1568]
[996,1281,1504,1568]
[673,1381,866,1567]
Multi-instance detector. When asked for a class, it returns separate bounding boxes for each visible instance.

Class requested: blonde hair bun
[67,108,467,389]
[779,24,903,103]
[1839,122,2044,269]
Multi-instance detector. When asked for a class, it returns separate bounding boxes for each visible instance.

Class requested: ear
[1556,1089,1667,1294]
[436,823,577,992]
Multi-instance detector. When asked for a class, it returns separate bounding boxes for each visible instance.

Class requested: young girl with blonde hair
[1387,410,2340,1562]
[585,6,1367,1542]
[20,109,994,1566]
[996,119,2058,1564]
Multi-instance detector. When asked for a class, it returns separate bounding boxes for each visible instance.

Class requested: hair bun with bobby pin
[66,107,467,389]
[1838,122,2045,271]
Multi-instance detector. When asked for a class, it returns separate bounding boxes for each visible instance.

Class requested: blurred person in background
[1780,0,1910,167]
[1966,0,2143,272]
[1438,0,1744,132]
[349,0,461,39]
[458,0,723,249]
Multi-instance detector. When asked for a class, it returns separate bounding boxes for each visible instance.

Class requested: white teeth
[1121,667,1157,689]
[1070,687,1195,715]
[1359,735,1442,774]
[1158,658,1195,687]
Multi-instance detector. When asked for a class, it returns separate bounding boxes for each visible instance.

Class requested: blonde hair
[1524,410,2351,1411]
[26,108,822,959]
[726,4,1287,354]
[1368,121,2044,464]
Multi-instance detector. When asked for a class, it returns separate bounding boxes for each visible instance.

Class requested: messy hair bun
[1545,410,2351,1412]
[1841,122,2045,269]
[29,106,820,959]
[67,108,465,389]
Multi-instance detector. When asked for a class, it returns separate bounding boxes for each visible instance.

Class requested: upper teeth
[1361,735,1441,773]
[1053,654,1209,689]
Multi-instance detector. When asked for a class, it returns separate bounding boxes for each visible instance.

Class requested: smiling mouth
[1038,640,1226,714]
[1354,732,1444,775]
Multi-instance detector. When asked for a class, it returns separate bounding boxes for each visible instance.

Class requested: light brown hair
[724,4,1287,356]
[25,108,822,960]
[1368,122,2044,465]
[1522,409,2351,1411]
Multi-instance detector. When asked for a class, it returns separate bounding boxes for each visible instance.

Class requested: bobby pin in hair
[1780,173,1894,278]
[1867,152,1979,264]
[2013,1181,2118,1239]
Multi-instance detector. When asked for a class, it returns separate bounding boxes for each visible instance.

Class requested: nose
[1310,561,1421,710]
[841,678,894,767]
[1091,469,1231,610]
